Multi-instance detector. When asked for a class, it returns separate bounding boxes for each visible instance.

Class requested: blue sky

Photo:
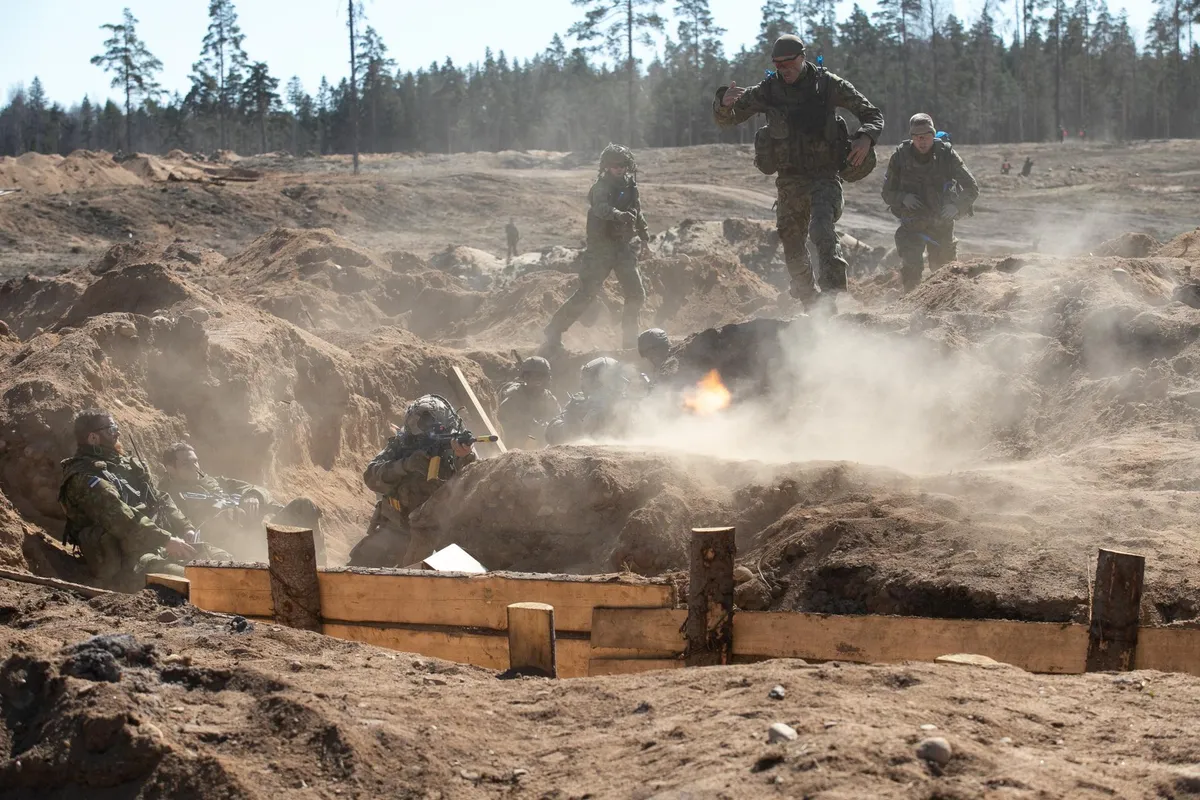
[1,0,1159,108]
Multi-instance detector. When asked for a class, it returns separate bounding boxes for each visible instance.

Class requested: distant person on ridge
[506,218,520,262]
[543,144,650,351]
[881,113,979,292]
[712,34,884,312]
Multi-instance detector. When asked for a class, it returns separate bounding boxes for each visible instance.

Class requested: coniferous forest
[2,0,1199,160]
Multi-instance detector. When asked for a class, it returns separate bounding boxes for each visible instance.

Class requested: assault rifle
[417,430,499,481]
[178,490,242,511]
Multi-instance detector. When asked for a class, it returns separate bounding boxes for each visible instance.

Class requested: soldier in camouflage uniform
[545,357,635,445]
[713,34,883,310]
[498,357,561,449]
[347,395,478,568]
[637,328,681,390]
[159,442,327,565]
[58,409,228,591]
[881,113,980,292]
[544,144,650,350]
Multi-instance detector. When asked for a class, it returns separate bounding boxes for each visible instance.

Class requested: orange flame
[683,369,732,415]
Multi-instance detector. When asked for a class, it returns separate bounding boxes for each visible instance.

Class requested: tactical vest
[586,177,640,243]
[893,140,959,215]
[59,452,156,546]
[753,66,870,180]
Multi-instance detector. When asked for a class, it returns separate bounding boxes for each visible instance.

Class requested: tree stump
[265,524,322,632]
[1086,548,1145,671]
[685,526,736,666]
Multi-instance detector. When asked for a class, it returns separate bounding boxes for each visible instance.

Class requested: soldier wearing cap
[880,113,980,292]
[713,34,884,312]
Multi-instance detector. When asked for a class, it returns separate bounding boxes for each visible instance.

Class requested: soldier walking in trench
[712,35,884,312]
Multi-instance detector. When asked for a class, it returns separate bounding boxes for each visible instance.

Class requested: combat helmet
[599,143,636,171]
[637,328,669,359]
[520,356,552,381]
[839,144,877,183]
[580,356,624,397]
[403,394,460,436]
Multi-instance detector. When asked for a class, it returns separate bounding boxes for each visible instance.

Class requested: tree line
[1,0,1198,162]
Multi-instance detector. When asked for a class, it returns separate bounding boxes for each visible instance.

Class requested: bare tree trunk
[348,0,360,174]
[626,0,635,145]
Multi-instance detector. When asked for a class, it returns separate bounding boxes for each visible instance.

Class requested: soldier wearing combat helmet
[544,144,650,350]
[348,395,478,567]
[881,113,979,292]
[498,356,561,449]
[637,328,680,389]
[713,35,884,312]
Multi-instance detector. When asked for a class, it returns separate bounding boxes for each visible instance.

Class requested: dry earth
[2,141,1200,798]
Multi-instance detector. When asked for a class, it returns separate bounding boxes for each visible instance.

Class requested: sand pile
[1158,227,1200,261]
[119,154,211,184]
[0,150,145,193]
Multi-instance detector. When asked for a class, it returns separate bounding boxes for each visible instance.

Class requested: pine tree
[90,8,162,151]
[570,0,665,144]
[240,62,280,153]
[28,77,47,152]
[192,0,248,151]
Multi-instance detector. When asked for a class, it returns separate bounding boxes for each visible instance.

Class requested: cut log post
[684,527,736,667]
[507,602,557,677]
[1086,548,1145,672]
[265,524,322,632]
[450,364,508,455]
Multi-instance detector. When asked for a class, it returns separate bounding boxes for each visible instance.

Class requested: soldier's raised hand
[721,82,746,108]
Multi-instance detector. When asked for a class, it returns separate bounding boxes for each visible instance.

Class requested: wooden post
[265,524,322,632]
[1086,548,1145,671]
[507,602,557,677]
[685,527,736,667]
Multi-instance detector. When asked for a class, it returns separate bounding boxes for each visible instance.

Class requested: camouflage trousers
[776,175,848,302]
[77,525,231,592]
[895,220,957,292]
[546,242,645,347]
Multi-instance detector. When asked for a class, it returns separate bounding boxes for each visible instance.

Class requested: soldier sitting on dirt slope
[58,409,231,591]
[498,357,561,449]
[159,442,327,565]
[348,395,478,568]
[545,357,640,445]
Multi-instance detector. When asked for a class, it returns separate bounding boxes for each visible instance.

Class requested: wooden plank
[0,566,111,599]
[317,570,674,632]
[186,565,273,617]
[145,573,190,599]
[1087,549,1145,672]
[591,607,687,655]
[266,525,321,631]
[320,623,591,678]
[733,612,1089,674]
[686,527,735,666]
[450,364,507,455]
[1134,627,1200,676]
[588,658,685,677]
[508,602,557,677]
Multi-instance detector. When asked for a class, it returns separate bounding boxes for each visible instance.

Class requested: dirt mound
[1095,232,1160,258]
[1159,227,1200,261]
[215,227,477,334]
[0,273,89,338]
[0,487,33,567]
[0,150,146,193]
[119,154,211,184]
[0,264,499,562]
[428,245,506,289]
[5,580,1200,799]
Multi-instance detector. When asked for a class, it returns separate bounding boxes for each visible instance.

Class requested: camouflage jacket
[363,432,478,527]
[498,384,561,447]
[160,472,273,531]
[59,445,192,579]
[587,173,648,246]
[544,392,631,446]
[881,140,980,220]
[713,62,884,178]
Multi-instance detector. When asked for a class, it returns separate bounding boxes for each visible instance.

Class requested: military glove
[616,211,637,225]
[402,450,432,473]
[901,194,923,211]
[940,203,958,220]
